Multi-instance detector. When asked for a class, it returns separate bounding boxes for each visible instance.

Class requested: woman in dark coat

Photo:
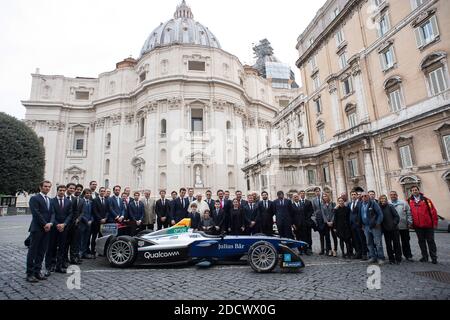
[333,197,353,259]
[228,199,245,235]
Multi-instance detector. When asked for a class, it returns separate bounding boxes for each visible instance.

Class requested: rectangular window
[333,7,340,18]
[378,14,390,37]
[348,112,358,128]
[139,72,147,83]
[188,61,206,71]
[75,91,89,100]
[428,67,448,95]
[309,55,317,71]
[336,29,345,46]
[307,170,316,185]
[380,46,395,71]
[348,158,359,177]
[444,135,450,160]
[315,98,322,114]
[342,77,353,96]
[412,0,426,9]
[399,145,413,168]
[261,174,268,189]
[374,0,385,7]
[73,131,84,150]
[139,118,145,138]
[191,109,204,132]
[415,16,440,48]
[389,89,403,112]
[312,75,320,91]
[339,52,347,70]
[318,127,326,143]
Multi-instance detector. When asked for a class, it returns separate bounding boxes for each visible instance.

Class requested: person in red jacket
[408,186,438,264]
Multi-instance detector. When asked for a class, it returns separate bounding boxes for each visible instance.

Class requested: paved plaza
[0,215,449,300]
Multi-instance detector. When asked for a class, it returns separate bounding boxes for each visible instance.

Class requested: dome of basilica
[140,1,221,56]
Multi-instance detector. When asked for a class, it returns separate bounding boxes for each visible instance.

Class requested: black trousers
[415,228,437,260]
[277,223,294,239]
[304,227,313,250]
[384,230,402,263]
[45,227,68,269]
[338,237,352,256]
[65,224,81,262]
[26,230,49,276]
[399,229,413,259]
[351,226,368,257]
[323,225,338,252]
[89,221,102,254]
[157,218,169,230]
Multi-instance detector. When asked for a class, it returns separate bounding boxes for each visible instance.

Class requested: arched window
[399,176,421,199]
[161,119,167,136]
[105,159,110,175]
[421,52,448,96]
[345,103,358,128]
[384,76,404,112]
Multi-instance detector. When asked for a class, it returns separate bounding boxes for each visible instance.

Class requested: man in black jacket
[155,190,171,230]
[26,181,53,283]
[170,188,189,225]
[45,185,73,275]
[299,190,314,255]
[90,187,109,257]
[65,184,84,265]
[243,194,258,235]
[256,191,274,236]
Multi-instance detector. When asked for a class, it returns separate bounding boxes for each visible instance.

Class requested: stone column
[328,79,342,134]
[362,139,376,192]
[333,149,346,196]
[351,60,369,122]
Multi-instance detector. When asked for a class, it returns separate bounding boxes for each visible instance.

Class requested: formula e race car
[96,219,307,273]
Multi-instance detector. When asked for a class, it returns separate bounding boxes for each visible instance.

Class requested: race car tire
[106,236,137,268]
[248,241,278,273]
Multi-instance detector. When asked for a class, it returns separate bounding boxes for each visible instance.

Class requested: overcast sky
[0,0,326,119]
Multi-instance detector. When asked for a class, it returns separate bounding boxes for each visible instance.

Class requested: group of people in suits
[26,180,440,283]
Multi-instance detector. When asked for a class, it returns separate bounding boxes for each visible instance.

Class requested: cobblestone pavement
[0,215,449,300]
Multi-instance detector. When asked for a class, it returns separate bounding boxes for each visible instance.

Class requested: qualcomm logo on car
[144,251,181,260]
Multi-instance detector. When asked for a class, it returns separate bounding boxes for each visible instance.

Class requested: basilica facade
[23,1,300,195]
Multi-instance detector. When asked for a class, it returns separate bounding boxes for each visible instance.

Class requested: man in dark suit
[26,181,54,283]
[45,185,73,275]
[212,200,227,233]
[90,187,109,257]
[155,190,171,230]
[127,192,145,235]
[273,191,294,239]
[108,185,125,223]
[89,181,100,200]
[349,188,368,260]
[243,194,258,235]
[217,190,232,216]
[187,188,196,204]
[204,190,215,213]
[257,191,274,235]
[79,189,93,259]
[235,190,248,208]
[291,193,305,243]
[299,190,314,255]
[170,188,189,225]
[64,184,84,265]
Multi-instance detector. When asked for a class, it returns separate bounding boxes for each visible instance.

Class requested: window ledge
[419,36,440,51]
[383,63,397,74]
[341,91,355,100]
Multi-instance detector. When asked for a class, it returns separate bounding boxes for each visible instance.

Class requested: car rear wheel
[107,236,137,268]
[248,241,278,273]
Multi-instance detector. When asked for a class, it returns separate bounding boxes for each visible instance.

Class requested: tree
[0,112,45,195]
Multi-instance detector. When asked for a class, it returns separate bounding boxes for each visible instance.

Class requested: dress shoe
[63,262,70,269]
[406,257,414,262]
[378,259,385,266]
[49,266,56,273]
[361,255,369,261]
[82,254,94,260]
[70,259,82,265]
[26,275,39,283]
[43,270,51,278]
[55,268,67,274]
[432,259,438,265]
[419,257,429,263]
[368,258,377,264]
[305,250,312,256]
[34,273,47,281]
[319,251,325,256]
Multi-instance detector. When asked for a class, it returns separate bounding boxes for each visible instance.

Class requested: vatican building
[23,1,300,195]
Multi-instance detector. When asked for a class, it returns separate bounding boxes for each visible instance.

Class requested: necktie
[45,196,50,210]
[182,198,184,209]
[135,201,139,207]
[250,204,253,211]
[59,198,64,210]
[117,196,120,207]
[101,198,104,206]
[265,201,268,209]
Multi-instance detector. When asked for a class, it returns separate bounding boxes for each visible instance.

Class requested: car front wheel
[107,236,137,268]
[248,241,278,273]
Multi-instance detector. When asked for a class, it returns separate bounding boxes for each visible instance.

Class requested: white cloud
[0,0,326,119]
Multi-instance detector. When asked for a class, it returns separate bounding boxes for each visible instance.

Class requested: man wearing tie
[45,185,73,275]
[299,190,314,255]
[348,188,368,260]
[26,181,54,283]
[291,193,306,244]
[212,200,227,233]
[217,190,232,217]
[235,190,248,208]
[312,187,325,254]
[142,190,156,231]
[257,191,274,236]
[171,188,189,225]
[91,187,109,257]
[79,189,93,260]
[65,184,84,265]
[243,195,258,235]
[187,188,195,204]
[273,191,294,239]
[89,181,99,200]
[108,186,125,223]
[155,190,170,230]
[205,190,215,213]
[128,192,145,235]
